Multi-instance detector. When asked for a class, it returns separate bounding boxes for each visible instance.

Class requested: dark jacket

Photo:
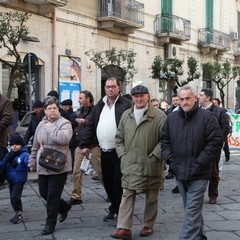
[74,105,97,149]
[24,111,43,144]
[66,108,78,148]
[161,103,223,181]
[81,95,132,148]
[0,145,29,184]
[207,103,230,139]
[0,94,13,147]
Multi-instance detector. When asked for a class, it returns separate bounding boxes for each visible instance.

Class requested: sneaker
[103,212,117,222]
[10,212,23,224]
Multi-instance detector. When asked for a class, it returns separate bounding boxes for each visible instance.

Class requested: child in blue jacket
[0,134,29,224]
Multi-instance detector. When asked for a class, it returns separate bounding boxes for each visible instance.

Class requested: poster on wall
[58,55,81,110]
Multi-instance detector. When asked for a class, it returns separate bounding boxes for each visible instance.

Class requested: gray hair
[178,86,196,97]
[43,96,59,109]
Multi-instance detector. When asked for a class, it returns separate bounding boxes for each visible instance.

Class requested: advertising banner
[58,55,81,110]
[228,113,240,148]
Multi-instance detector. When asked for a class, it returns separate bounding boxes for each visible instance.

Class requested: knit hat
[33,100,43,108]
[47,90,59,99]
[61,99,73,106]
[10,134,24,146]
[131,85,149,95]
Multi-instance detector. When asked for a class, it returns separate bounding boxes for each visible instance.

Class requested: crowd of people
[0,81,232,239]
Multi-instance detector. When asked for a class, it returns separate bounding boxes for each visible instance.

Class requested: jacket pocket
[143,156,163,177]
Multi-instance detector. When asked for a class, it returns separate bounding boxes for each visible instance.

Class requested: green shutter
[206,0,213,43]
[206,0,213,28]
[161,0,173,33]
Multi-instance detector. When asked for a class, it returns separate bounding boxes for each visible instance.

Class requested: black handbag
[39,147,66,172]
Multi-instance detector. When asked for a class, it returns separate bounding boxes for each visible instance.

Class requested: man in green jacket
[111,85,166,240]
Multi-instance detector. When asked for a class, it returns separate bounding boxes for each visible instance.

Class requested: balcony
[154,14,191,45]
[97,0,144,34]
[22,0,67,14]
[198,28,230,55]
[23,0,67,7]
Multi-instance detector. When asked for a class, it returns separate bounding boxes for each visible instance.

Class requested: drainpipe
[52,7,57,90]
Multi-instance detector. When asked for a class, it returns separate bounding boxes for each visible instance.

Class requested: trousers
[208,151,221,200]
[117,188,160,230]
[38,173,69,228]
[9,183,24,212]
[177,179,208,240]
[101,149,122,215]
[71,146,102,200]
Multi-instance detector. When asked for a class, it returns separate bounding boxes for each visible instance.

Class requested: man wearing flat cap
[60,99,78,169]
[111,85,166,239]
[24,100,44,146]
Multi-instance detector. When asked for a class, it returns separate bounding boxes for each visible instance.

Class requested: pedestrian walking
[29,96,73,235]
[161,86,223,240]
[81,77,132,222]
[0,134,29,224]
[111,85,166,239]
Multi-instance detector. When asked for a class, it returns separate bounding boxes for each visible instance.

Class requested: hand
[76,118,86,125]
[81,148,90,157]
[30,166,36,172]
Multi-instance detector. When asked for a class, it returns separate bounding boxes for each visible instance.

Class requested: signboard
[228,113,240,148]
[58,55,81,110]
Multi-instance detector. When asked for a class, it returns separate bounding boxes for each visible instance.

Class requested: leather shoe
[41,226,55,235]
[165,172,174,179]
[59,203,72,222]
[69,197,83,205]
[171,186,179,193]
[111,228,132,239]
[140,226,153,236]
[209,198,217,204]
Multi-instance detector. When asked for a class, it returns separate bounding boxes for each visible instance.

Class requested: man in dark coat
[198,88,230,204]
[161,86,223,240]
[81,77,132,222]
[0,93,13,185]
[24,100,44,146]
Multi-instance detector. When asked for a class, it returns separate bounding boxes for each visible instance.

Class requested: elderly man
[111,85,166,239]
[161,86,223,240]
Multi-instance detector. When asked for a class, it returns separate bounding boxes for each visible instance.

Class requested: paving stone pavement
[0,149,240,240]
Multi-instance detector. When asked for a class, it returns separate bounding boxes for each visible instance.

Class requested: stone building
[0,0,239,111]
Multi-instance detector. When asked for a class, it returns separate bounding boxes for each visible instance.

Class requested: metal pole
[28,53,32,111]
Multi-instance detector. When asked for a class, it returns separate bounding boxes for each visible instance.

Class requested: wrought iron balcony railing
[198,28,230,50]
[98,0,144,27]
[154,13,191,40]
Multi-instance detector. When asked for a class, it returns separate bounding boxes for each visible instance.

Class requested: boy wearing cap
[0,134,30,224]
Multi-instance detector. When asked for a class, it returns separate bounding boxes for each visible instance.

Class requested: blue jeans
[177,179,208,240]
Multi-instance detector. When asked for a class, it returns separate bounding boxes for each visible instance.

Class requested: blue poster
[59,81,81,111]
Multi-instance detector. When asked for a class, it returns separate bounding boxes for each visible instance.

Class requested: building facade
[0,0,239,110]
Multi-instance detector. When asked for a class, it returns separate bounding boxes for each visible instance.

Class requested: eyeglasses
[105,85,117,89]
[46,107,58,111]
